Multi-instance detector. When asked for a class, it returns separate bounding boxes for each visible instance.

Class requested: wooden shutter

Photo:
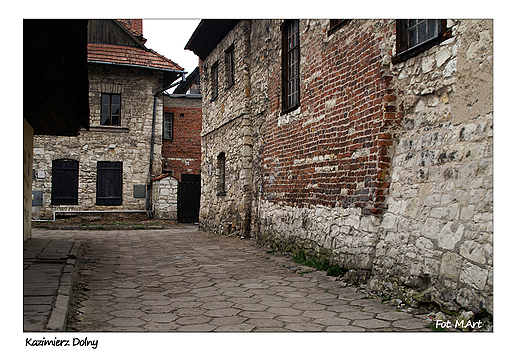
[96,161,123,205]
[51,160,79,205]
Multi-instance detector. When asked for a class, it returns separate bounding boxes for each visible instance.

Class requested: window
[225,45,235,89]
[217,152,225,195]
[393,20,451,63]
[96,161,123,205]
[282,20,300,113]
[163,113,173,140]
[328,20,350,35]
[101,93,121,126]
[210,62,218,101]
[51,160,79,205]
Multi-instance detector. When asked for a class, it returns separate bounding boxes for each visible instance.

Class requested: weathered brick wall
[32,64,165,219]
[162,95,202,182]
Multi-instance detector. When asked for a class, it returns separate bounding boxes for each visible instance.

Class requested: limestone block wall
[152,175,178,219]
[32,64,165,219]
[199,21,253,236]
[372,19,493,315]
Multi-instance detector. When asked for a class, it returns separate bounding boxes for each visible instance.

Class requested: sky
[143,19,201,75]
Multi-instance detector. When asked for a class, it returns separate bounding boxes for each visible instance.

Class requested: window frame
[393,19,451,64]
[101,93,121,126]
[224,44,235,90]
[51,159,79,205]
[281,19,300,114]
[210,62,219,101]
[328,19,351,36]
[163,112,173,140]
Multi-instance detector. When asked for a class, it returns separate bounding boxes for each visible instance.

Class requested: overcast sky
[143,19,201,75]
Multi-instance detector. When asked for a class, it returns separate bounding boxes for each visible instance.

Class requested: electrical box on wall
[32,191,43,206]
[133,185,147,198]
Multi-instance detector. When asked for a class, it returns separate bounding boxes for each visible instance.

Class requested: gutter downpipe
[146,73,186,218]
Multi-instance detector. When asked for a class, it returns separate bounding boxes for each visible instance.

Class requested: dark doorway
[177,174,201,223]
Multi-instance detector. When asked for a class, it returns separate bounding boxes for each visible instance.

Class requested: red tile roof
[87,43,184,72]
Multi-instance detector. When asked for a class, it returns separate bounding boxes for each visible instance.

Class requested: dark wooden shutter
[51,160,79,205]
[96,161,123,205]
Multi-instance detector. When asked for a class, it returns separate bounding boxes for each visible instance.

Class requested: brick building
[32,19,187,221]
[186,20,493,316]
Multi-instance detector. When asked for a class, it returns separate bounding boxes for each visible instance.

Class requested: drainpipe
[146,74,186,218]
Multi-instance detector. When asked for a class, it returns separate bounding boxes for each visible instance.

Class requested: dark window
[210,62,218,101]
[393,20,451,63]
[217,153,225,195]
[163,113,173,140]
[101,93,121,126]
[328,19,351,35]
[282,20,300,113]
[96,161,123,205]
[225,45,235,89]
[51,160,79,205]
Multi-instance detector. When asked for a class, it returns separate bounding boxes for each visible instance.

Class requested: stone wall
[32,64,165,219]
[199,21,253,236]
[198,19,493,315]
[24,118,34,240]
[152,175,178,219]
[372,20,493,315]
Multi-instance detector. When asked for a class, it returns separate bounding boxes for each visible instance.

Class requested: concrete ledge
[45,241,83,331]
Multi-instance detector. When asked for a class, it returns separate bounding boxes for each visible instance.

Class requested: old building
[186,19,493,316]
[32,19,185,220]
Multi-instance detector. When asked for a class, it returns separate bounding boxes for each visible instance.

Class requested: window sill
[88,126,130,133]
[281,103,300,115]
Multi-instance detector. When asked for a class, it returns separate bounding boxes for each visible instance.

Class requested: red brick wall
[262,22,399,216]
[162,106,202,181]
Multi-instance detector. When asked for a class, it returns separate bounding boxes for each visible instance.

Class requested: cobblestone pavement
[34,225,430,332]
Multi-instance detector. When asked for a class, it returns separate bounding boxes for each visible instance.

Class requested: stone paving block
[392,318,427,330]
[60,227,434,333]
[351,319,391,329]
[285,322,325,331]
[107,317,147,327]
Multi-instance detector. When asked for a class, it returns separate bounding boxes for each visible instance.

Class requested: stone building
[186,19,493,316]
[31,19,186,220]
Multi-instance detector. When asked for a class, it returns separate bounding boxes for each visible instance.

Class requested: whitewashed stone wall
[372,19,493,315]
[152,175,178,219]
[32,64,165,219]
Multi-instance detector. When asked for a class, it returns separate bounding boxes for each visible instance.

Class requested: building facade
[32,19,185,220]
[187,19,493,316]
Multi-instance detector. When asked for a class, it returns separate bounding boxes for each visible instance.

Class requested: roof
[24,19,90,135]
[173,67,200,94]
[88,43,184,72]
[185,20,240,61]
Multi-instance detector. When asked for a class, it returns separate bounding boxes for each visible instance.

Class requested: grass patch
[292,250,346,277]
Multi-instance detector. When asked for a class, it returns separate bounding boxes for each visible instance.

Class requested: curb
[46,240,83,331]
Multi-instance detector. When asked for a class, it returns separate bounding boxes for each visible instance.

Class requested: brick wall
[162,95,202,182]
[261,20,397,216]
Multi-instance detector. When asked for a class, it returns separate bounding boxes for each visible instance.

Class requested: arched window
[217,152,226,195]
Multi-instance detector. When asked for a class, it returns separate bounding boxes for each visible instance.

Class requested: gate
[177,174,201,223]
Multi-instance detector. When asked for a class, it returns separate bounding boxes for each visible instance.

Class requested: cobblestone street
[30,225,430,332]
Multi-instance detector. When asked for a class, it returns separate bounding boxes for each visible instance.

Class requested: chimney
[130,19,143,37]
